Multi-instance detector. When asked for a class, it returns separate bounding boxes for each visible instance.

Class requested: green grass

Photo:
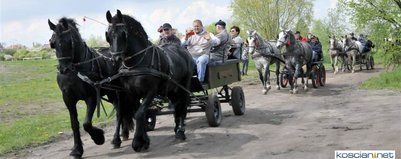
[0,104,114,155]
[360,67,401,91]
[0,59,115,155]
[0,60,60,106]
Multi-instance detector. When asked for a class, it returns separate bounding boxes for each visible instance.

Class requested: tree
[340,0,401,68]
[85,35,109,48]
[324,2,351,36]
[231,0,314,40]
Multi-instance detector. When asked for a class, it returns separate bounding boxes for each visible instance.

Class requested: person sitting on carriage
[228,26,243,59]
[309,35,323,62]
[295,31,308,42]
[183,19,220,83]
[157,23,181,46]
[357,34,374,53]
[210,20,231,62]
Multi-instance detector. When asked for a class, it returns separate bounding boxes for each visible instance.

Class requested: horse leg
[132,92,154,152]
[170,89,189,140]
[257,68,266,94]
[83,96,105,145]
[63,96,83,158]
[293,63,301,93]
[111,92,135,148]
[275,61,280,90]
[304,64,311,91]
[334,55,338,74]
[264,64,271,94]
[352,53,356,73]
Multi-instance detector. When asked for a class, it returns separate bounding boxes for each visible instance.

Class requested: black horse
[276,30,313,94]
[48,17,135,158]
[105,10,194,152]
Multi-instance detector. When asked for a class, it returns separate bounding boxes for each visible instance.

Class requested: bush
[13,49,29,60]
[0,53,5,61]
[0,48,17,56]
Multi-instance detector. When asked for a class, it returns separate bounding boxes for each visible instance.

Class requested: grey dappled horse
[343,36,363,73]
[276,30,313,94]
[329,36,346,74]
[246,30,281,94]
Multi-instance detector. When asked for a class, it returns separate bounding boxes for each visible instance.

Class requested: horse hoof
[175,130,186,140]
[132,138,150,152]
[111,138,122,149]
[70,145,83,159]
[262,89,268,95]
[304,86,308,91]
[289,90,293,94]
[276,85,280,90]
[91,129,105,145]
[294,89,299,94]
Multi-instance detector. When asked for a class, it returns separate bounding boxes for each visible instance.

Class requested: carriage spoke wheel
[205,94,222,127]
[231,86,245,115]
[311,65,320,88]
[319,65,326,86]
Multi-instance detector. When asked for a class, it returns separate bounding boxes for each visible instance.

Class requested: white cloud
[1,0,233,46]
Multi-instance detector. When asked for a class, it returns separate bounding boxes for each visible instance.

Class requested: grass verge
[360,67,401,91]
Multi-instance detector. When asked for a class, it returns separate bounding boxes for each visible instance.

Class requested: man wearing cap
[183,19,220,83]
[157,23,181,46]
[210,20,230,62]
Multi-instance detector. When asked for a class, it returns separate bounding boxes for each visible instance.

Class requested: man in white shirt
[183,19,219,83]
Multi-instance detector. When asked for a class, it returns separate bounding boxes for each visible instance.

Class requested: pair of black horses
[48,10,193,158]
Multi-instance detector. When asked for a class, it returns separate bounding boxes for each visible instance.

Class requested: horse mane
[56,17,83,42]
[58,17,79,31]
[287,30,296,46]
[254,31,266,47]
[117,15,149,43]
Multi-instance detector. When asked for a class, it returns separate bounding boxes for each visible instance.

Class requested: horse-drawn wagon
[145,59,246,130]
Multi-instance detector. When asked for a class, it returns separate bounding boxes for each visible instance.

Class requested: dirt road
[4,68,401,159]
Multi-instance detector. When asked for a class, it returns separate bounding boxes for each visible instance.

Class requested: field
[0,60,113,154]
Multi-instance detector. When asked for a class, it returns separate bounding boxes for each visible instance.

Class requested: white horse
[246,30,281,94]
[343,36,363,73]
[329,36,346,74]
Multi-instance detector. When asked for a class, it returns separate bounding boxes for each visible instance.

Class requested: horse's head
[105,10,128,62]
[246,30,260,54]
[48,17,81,63]
[105,10,149,63]
[276,30,294,49]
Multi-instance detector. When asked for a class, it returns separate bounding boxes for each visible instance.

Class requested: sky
[0,0,338,47]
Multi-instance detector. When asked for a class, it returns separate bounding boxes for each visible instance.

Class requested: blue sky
[0,0,337,47]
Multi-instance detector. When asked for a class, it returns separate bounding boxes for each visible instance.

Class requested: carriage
[279,58,326,88]
[345,51,375,71]
[145,59,246,130]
